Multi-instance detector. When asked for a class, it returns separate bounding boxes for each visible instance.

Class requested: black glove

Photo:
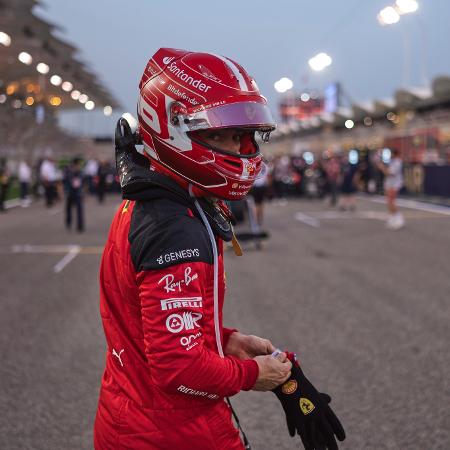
[273,352,346,450]
[115,117,152,195]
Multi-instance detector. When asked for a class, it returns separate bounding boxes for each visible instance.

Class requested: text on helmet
[168,62,211,92]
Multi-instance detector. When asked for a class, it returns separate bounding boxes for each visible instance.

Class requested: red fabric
[94,200,258,449]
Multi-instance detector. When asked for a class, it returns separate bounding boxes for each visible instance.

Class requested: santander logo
[163,56,175,65]
[167,62,211,93]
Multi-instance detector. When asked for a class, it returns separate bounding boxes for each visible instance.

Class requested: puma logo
[112,348,124,367]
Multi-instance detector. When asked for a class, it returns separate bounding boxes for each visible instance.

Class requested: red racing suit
[94,185,258,449]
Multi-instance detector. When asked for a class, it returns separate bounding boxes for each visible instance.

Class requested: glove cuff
[284,350,301,369]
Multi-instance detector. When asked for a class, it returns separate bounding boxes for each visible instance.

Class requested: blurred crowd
[257,149,395,209]
[0,155,119,217]
[0,149,399,216]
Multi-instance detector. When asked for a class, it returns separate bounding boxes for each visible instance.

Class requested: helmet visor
[177,101,276,133]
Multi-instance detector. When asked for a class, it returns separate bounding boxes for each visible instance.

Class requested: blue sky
[35,0,450,135]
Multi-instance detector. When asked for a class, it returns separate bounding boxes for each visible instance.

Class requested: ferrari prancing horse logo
[300,397,315,415]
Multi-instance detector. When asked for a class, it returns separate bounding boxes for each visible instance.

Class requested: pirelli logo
[160,297,203,311]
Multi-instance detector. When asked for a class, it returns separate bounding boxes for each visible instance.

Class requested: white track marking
[53,246,81,273]
[294,212,320,228]
[4,199,21,209]
[9,244,82,273]
[12,245,76,254]
[366,196,450,216]
[312,210,388,221]
[10,245,103,254]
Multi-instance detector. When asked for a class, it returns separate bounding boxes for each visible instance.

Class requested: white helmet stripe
[212,54,249,91]
[138,98,161,134]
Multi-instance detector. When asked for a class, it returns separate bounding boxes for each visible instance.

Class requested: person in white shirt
[18,160,32,207]
[377,148,405,230]
[40,157,58,207]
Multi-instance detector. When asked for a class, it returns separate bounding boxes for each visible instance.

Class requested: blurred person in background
[323,153,342,207]
[316,159,328,199]
[0,158,10,213]
[291,155,305,197]
[303,165,317,199]
[18,160,32,207]
[372,152,385,195]
[40,154,57,207]
[84,158,99,194]
[94,48,344,450]
[377,148,405,230]
[96,160,109,204]
[32,159,43,199]
[272,155,291,200]
[63,157,85,232]
[250,160,271,226]
[339,156,360,211]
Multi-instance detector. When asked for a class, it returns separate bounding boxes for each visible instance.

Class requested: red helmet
[137,48,276,200]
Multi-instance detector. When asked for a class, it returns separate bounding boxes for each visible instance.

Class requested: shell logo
[281,380,297,395]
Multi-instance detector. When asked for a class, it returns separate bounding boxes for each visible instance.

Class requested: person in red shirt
[94,48,292,450]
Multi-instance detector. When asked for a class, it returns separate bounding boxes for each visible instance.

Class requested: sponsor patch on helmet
[282,380,297,395]
[167,62,211,93]
[163,56,175,65]
[300,397,315,415]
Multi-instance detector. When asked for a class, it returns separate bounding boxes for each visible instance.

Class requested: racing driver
[94,48,292,449]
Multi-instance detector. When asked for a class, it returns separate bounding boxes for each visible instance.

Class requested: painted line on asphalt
[79,246,104,254]
[8,244,104,273]
[12,244,75,253]
[366,196,450,216]
[294,212,320,228]
[312,210,388,220]
[53,246,81,273]
[5,199,22,209]
[10,245,103,254]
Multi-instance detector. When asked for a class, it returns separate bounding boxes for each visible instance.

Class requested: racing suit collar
[123,170,234,242]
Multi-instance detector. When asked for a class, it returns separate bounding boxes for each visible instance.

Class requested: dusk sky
[35,0,450,135]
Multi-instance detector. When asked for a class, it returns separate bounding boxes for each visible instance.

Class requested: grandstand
[0,0,120,160]
[269,76,450,166]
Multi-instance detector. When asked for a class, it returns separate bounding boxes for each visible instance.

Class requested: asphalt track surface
[1,194,449,450]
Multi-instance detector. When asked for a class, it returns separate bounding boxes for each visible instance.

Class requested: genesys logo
[158,266,198,293]
[157,248,200,265]
[160,297,203,311]
[163,56,175,65]
[167,62,211,93]
[166,312,202,333]
[180,331,202,351]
